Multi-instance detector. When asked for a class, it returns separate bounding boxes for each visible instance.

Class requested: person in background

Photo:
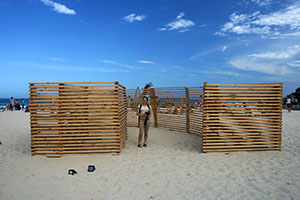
[199,95,204,110]
[136,96,151,148]
[9,97,15,111]
[15,100,21,110]
[293,98,298,105]
[25,106,30,112]
[286,96,293,112]
[171,103,175,114]
[21,98,25,110]
[1,106,6,112]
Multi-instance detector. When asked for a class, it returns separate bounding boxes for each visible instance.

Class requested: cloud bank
[217,2,300,38]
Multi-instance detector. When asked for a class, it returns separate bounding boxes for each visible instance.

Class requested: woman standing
[287,96,293,112]
[136,96,151,148]
[9,97,15,111]
[21,98,25,110]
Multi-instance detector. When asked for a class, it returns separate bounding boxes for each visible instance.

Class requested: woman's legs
[287,104,291,112]
[138,119,144,145]
[143,120,150,145]
[138,118,150,146]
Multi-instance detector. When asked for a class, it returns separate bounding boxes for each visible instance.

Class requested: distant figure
[199,95,204,110]
[179,106,185,115]
[21,98,25,110]
[25,106,30,112]
[286,96,292,112]
[15,100,21,110]
[136,96,151,148]
[171,103,175,114]
[128,95,131,107]
[174,107,178,114]
[294,98,298,105]
[9,97,15,111]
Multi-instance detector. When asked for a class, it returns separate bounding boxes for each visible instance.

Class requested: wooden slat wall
[118,83,127,150]
[149,87,204,135]
[202,83,282,153]
[188,87,204,136]
[154,87,187,132]
[29,81,126,157]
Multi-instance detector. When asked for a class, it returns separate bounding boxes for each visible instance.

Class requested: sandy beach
[0,110,299,200]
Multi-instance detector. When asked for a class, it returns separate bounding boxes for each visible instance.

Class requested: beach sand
[0,110,299,200]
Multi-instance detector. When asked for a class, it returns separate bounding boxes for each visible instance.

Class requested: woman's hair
[143,96,148,101]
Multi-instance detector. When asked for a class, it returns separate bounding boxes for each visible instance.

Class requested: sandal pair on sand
[138,144,147,148]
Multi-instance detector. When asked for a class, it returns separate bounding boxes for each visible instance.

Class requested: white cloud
[48,57,65,62]
[229,58,292,75]
[176,12,185,19]
[191,44,233,60]
[167,65,184,70]
[159,12,195,32]
[101,60,141,69]
[250,45,300,59]
[202,70,240,77]
[123,14,146,23]
[252,4,300,29]
[251,0,273,6]
[159,28,167,31]
[218,2,300,38]
[281,31,300,37]
[137,60,155,64]
[228,44,300,76]
[221,46,228,52]
[8,62,128,73]
[46,65,129,73]
[178,29,189,33]
[288,60,300,67]
[41,0,76,15]
[151,64,185,74]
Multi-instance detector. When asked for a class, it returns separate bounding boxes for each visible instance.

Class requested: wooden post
[29,83,35,156]
[115,81,121,154]
[58,83,64,156]
[185,87,190,134]
[202,82,207,153]
[150,88,158,128]
[279,83,283,151]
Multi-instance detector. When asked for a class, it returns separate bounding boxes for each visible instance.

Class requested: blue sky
[0,0,299,97]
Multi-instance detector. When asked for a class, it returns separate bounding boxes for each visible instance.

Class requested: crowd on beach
[1,97,29,112]
[283,96,299,112]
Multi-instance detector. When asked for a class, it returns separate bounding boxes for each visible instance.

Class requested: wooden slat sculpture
[202,83,282,152]
[138,86,204,136]
[29,81,127,157]
[128,83,282,153]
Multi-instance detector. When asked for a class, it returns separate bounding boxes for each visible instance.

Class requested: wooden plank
[203,148,280,152]
[206,83,281,86]
[29,81,116,84]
